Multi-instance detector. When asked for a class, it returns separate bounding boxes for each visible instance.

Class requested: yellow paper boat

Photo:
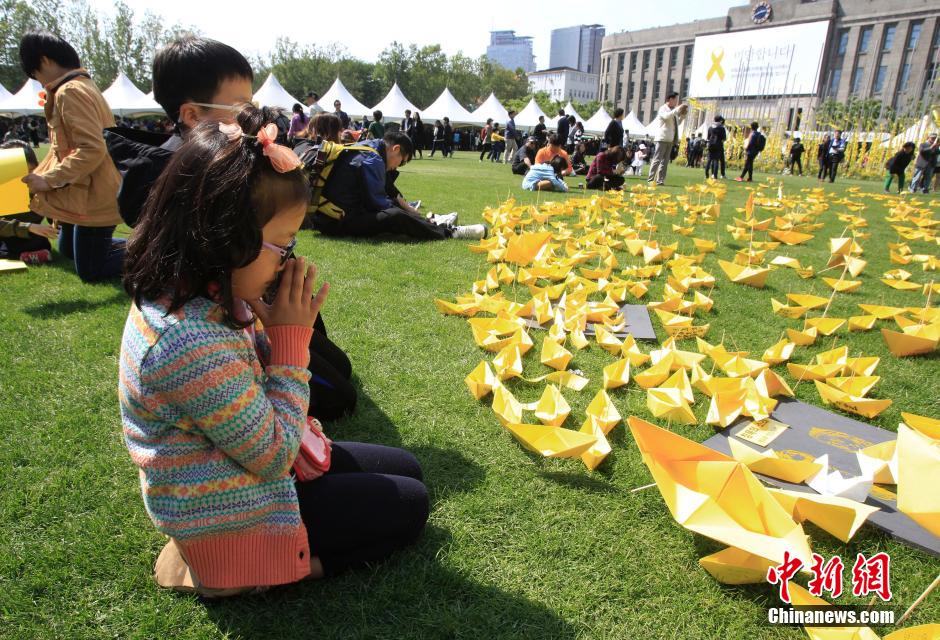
[435,299,480,317]
[621,334,651,366]
[706,389,748,427]
[646,387,697,424]
[699,547,774,584]
[533,384,571,427]
[504,423,598,458]
[786,362,844,381]
[882,278,921,291]
[594,325,624,355]
[635,355,675,389]
[824,376,880,398]
[768,229,814,245]
[804,317,846,335]
[728,438,822,483]
[761,339,795,365]
[858,303,906,319]
[586,389,622,434]
[579,417,612,471]
[814,380,893,419]
[788,583,880,639]
[493,344,524,380]
[603,358,631,389]
[881,327,939,356]
[771,298,811,319]
[786,293,829,309]
[628,416,813,567]
[769,488,879,543]
[492,383,524,425]
[465,361,498,399]
[897,421,940,536]
[848,315,877,331]
[718,259,769,288]
[822,276,862,293]
[786,326,818,346]
[540,337,572,371]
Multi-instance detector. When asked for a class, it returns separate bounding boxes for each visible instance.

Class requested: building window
[642,50,650,70]
[618,52,625,72]
[655,49,663,69]
[828,68,842,95]
[641,80,648,97]
[851,66,865,94]
[684,45,693,66]
[925,63,939,95]
[628,80,635,97]
[898,63,911,92]
[653,79,661,97]
[836,29,849,56]
[873,65,887,93]
[616,81,623,103]
[907,21,923,50]
[638,110,645,123]
[681,77,689,97]
[630,51,637,71]
[858,26,873,54]
[670,46,678,67]
[883,23,897,52]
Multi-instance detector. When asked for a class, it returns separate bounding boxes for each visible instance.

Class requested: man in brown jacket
[19,31,123,282]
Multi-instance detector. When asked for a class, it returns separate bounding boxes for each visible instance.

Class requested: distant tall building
[487,30,535,73]
[550,24,605,74]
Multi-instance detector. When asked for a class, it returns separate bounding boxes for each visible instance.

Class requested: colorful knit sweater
[119,296,314,589]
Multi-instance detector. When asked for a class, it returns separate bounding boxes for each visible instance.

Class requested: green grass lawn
[0,151,938,639]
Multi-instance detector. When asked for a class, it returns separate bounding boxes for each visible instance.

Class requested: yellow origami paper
[603,358,631,389]
[754,369,795,398]
[787,293,829,309]
[534,384,570,427]
[620,334,651,366]
[856,440,897,485]
[788,583,880,640]
[718,259,769,288]
[435,299,480,317]
[540,337,572,371]
[728,438,822,483]
[699,547,774,585]
[787,326,818,346]
[569,327,590,350]
[465,361,498,399]
[772,298,811,319]
[0,147,30,216]
[858,303,906,319]
[504,423,598,458]
[825,376,879,397]
[647,387,696,424]
[822,276,862,293]
[814,380,892,419]
[761,339,795,365]
[594,325,623,355]
[787,362,845,381]
[848,315,877,331]
[628,416,813,567]
[769,229,814,245]
[503,231,553,265]
[897,420,940,536]
[586,389,622,434]
[580,417,612,471]
[635,355,674,389]
[492,383,524,425]
[881,326,939,357]
[767,488,879,542]
[661,368,695,404]
[493,344,524,381]
[804,317,846,336]
[522,370,590,391]
[882,277,921,291]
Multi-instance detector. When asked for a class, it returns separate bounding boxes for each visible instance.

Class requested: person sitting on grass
[120,106,429,597]
[0,140,56,264]
[305,131,486,240]
[511,136,538,176]
[522,155,570,192]
[570,141,589,175]
[19,31,123,283]
[367,110,385,140]
[884,142,916,193]
[304,112,343,144]
[586,146,626,191]
[534,134,573,175]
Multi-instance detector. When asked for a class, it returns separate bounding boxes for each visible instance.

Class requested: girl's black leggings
[308,315,357,421]
[295,442,429,576]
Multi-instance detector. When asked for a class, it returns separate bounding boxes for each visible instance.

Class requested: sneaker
[409,200,422,210]
[19,249,52,265]
[428,212,458,226]
[450,224,488,240]
[734,177,744,182]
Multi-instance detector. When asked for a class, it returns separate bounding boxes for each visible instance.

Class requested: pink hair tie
[218,122,242,141]
[257,123,302,173]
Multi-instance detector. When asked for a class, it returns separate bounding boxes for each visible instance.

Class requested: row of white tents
[4,71,935,143]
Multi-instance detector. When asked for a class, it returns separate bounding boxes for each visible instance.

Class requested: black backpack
[753,132,766,153]
[707,127,722,152]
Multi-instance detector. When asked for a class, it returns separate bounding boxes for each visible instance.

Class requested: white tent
[316,78,370,118]
[563,101,584,123]
[622,111,647,137]
[371,82,419,121]
[583,107,612,135]
[470,93,509,126]
[0,79,44,115]
[514,97,548,128]
[102,72,162,115]
[252,73,304,112]
[422,87,475,124]
[882,114,937,148]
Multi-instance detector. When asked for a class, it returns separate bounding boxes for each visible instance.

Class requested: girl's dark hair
[307,112,342,142]
[292,103,308,123]
[0,139,39,169]
[152,36,253,123]
[123,104,309,328]
[605,146,626,163]
[19,31,81,78]
[549,155,568,176]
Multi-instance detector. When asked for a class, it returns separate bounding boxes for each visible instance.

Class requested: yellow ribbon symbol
[707,48,725,82]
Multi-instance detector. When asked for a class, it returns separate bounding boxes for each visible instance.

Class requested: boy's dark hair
[750,121,759,130]
[558,109,565,117]
[902,141,916,150]
[549,155,568,176]
[19,31,81,78]
[548,133,561,146]
[1,139,39,169]
[568,115,576,124]
[613,108,625,118]
[714,114,724,123]
[373,110,383,121]
[123,104,309,329]
[508,110,516,116]
[383,131,414,161]
[308,112,342,143]
[152,36,253,123]
[666,91,679,100]
[605,146,625,163]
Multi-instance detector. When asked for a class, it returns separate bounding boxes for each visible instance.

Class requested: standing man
[604,108,625,151]
[555,108,569,153]
[333,100,350,129]
[909,132,939,193]
[442,117,453,157]
[504,109,519,164]
[788,136,805,176]
[533,115,547,147]
[704,115,727,179]
[647,92,688,186]
[735,121,765,182]
[826,129,847,183]
[401,109,414,137]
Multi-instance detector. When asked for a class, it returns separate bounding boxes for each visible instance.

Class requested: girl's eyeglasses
[187,101,260,112]
[261,237,296,265]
